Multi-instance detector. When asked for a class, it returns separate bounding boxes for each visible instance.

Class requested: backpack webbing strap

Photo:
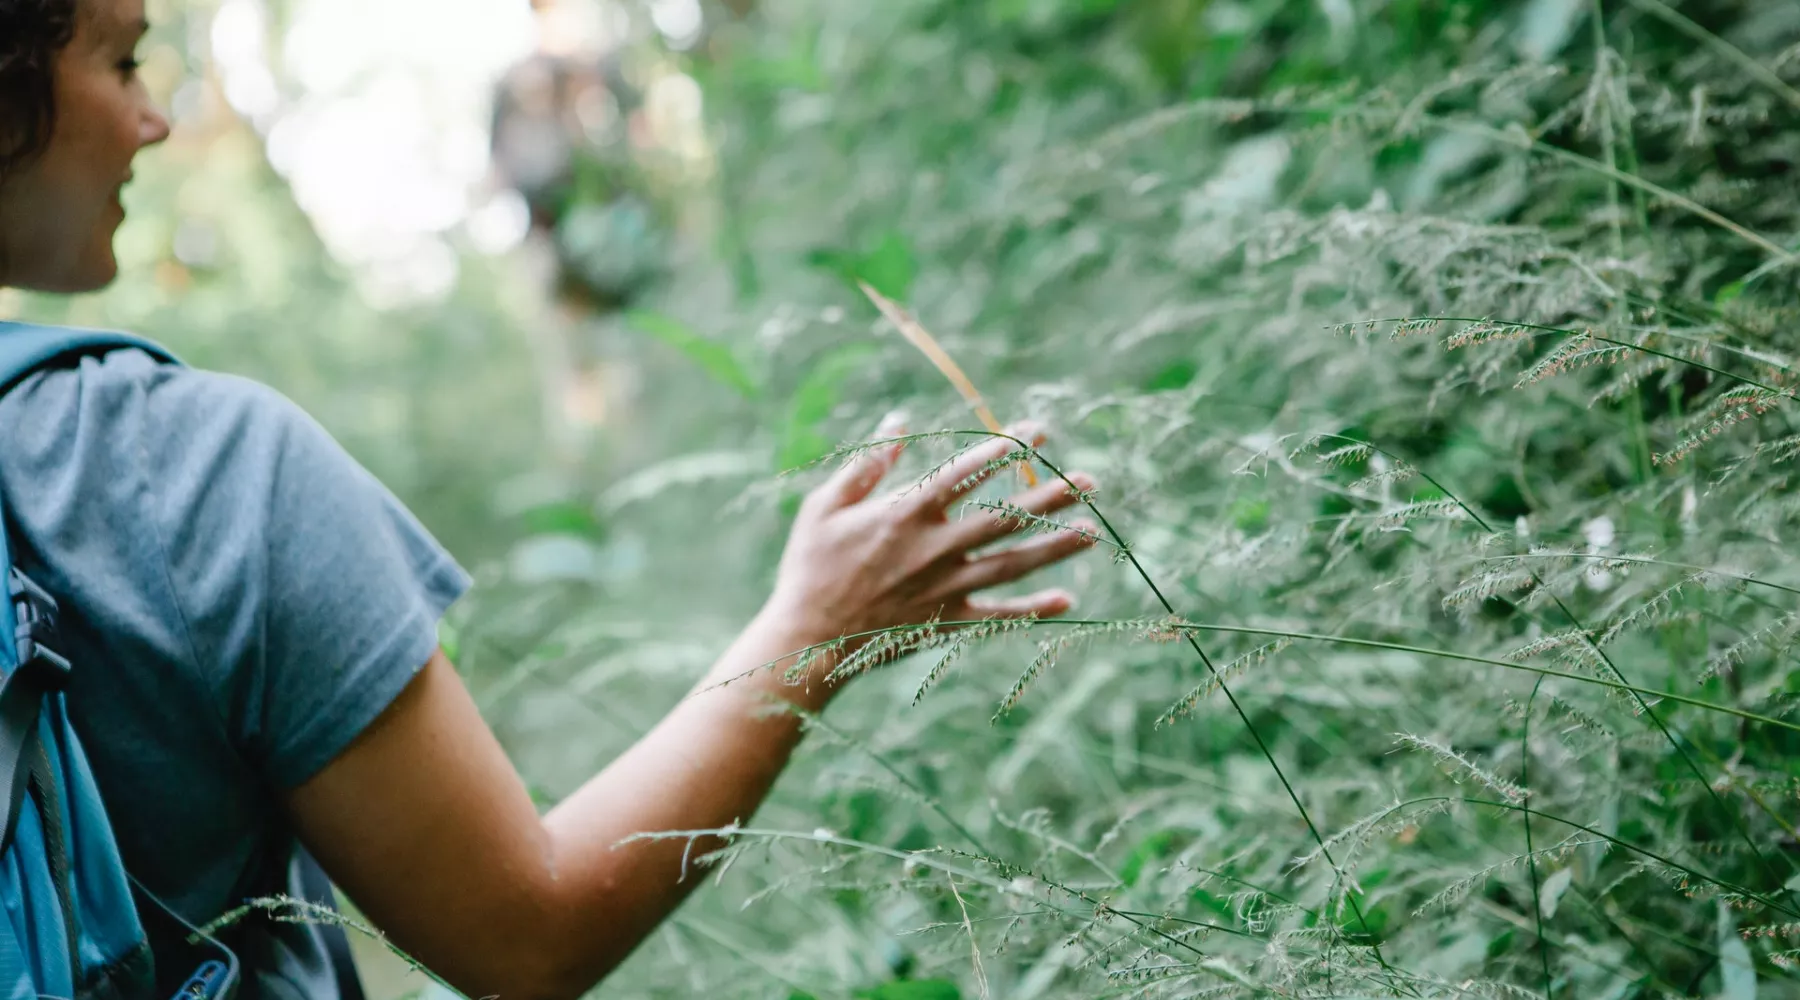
[30,735,82,984]
[0,651,65,853]
[0,569,71,853]
[0,567,82,987]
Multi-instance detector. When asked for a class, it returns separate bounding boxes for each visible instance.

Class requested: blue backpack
[0,324,247,1000]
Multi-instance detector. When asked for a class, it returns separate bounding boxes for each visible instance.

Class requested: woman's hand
[290,415,1100,1000]
[760,414,1100,666]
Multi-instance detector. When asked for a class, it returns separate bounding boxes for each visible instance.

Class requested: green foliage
[853,980,960,1000]
[531,0,1800,996]
[29,0,1800,997]
[777,345,878,471]
[628,310,761,398]
[807,231,918,303]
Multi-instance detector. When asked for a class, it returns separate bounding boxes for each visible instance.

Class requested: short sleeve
[140,365,471,789]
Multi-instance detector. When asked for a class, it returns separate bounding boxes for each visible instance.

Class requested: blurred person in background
[0,1,1102,998]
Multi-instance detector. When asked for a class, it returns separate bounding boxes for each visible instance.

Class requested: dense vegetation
[19,0,1800,996]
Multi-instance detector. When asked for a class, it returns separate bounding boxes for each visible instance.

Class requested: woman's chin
[36,256,119,295]
[71,238,122,291]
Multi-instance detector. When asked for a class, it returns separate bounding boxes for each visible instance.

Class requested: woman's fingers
[819,412,908,509]
[948,472,1095,551]
[907,422,1045,516]
[938,519,1100,597]
[962,587,1076,621]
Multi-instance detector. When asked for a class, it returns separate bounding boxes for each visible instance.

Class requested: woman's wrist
[702,599,850,711]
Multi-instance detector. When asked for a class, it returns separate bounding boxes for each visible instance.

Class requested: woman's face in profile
[0,0,169,293]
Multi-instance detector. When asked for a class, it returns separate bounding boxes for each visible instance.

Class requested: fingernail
[1004,420,1046,444]
[1067,473,1095,492]
[878,410,907,434]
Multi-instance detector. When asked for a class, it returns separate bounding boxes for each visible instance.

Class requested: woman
[0,1,1102,998]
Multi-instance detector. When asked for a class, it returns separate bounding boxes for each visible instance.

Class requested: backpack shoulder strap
[0,321,174,854]
[0,321,178,397]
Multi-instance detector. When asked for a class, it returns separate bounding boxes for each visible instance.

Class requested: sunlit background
[192,0,710,306]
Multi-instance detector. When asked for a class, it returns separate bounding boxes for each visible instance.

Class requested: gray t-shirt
[0,347,469,999]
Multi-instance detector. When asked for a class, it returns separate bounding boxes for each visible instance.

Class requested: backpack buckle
[8,571,70,684]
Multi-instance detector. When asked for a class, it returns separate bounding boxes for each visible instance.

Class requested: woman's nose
[140,105,171,147]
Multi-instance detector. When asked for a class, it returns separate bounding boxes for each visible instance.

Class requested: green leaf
[518,501,604,539]
[856,231,917,302]
[1719,901,1757,1000]
[855,981,960,1000]
[1538,866,1572,919]
[1143,359,1197,391]
[1336,884,1391,945]
[1118,829,1177,886]
[806,231,916,302]
[1229,497,1270,532]
[777,346,876,471]
[627,311,760,399]
[437,620,461,665]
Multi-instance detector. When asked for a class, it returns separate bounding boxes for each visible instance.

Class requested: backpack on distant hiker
[0,322,365,1000]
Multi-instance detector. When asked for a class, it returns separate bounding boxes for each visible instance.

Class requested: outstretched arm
[283,422,1098,1000]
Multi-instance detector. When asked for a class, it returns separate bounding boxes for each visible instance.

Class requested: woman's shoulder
[4,343,279,420]
[0,346,323,471]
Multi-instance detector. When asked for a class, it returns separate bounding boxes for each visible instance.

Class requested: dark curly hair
[0,0,79,182]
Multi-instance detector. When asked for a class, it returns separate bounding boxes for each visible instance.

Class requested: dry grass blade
[859,280,1038,486]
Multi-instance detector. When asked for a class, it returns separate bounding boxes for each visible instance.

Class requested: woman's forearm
[286,424,1094,1000]
[534,607,838,993]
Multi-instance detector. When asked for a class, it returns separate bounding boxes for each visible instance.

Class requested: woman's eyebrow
[101,17,150,42]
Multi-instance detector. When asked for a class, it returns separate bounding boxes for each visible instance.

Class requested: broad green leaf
[777,346,876,472]
[1143,359,1197,390]
[1118,829,1177,886]
[437,620,461,666]
[856,231,916,302]
[806,232,916,302]
[1229,497,1271,532]
[854,981,960,1000]
[1538,866,1572,919]
[517,500,604,539]
[627,310,760,399]
[1719,901,1757,1000]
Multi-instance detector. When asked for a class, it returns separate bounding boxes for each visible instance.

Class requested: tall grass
[449,0,1800,996]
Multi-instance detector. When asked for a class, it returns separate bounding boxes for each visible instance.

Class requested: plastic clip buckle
[8,571,70,682]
